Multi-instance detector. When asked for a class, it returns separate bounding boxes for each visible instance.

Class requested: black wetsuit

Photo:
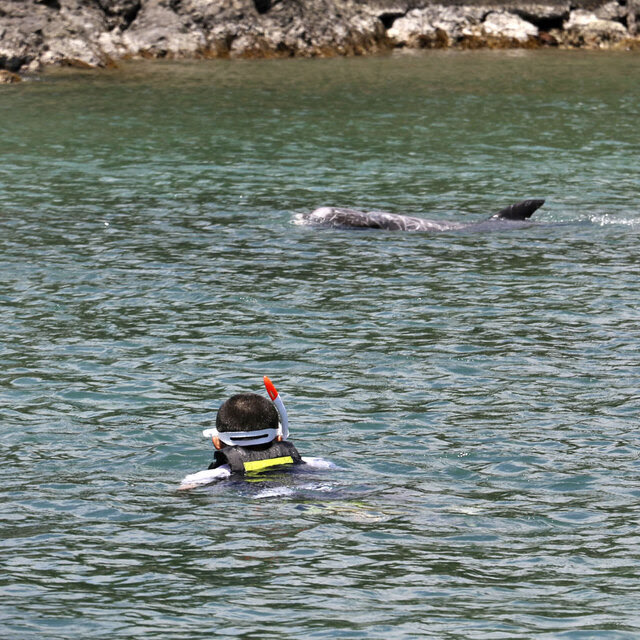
[208,440,303,474]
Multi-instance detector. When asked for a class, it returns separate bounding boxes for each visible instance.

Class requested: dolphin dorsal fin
[491,199,545,221]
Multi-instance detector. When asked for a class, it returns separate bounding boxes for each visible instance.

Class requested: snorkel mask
[202,376,290,447]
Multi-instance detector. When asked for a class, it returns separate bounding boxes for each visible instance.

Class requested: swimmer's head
[216,393,279,433]
[206,393,281,450]
[202,378,290,449]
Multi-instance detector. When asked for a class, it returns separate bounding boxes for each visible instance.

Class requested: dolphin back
[490,199,545,221]
[297,198,546,231]
[298,206,449,231]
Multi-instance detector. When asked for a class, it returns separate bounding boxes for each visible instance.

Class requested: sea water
[1,50,640,638]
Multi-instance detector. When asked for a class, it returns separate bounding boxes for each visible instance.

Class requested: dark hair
[216,393,279,433]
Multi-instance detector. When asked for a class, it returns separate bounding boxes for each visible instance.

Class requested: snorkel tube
[263,375,289,440]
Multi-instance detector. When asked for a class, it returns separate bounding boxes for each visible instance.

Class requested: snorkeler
[178,376,333,489]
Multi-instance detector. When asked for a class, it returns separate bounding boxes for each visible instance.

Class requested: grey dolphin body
[297,199,545,232]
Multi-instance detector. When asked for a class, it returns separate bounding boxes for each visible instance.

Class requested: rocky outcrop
[386,6,542,48]
[1,0,639,75]
[385,1,638,49]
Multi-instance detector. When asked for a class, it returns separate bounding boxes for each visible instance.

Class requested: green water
[1,50,640,639]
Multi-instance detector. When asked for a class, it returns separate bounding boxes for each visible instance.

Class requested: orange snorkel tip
[263,375,278,401]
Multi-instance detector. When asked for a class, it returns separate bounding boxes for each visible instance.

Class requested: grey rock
[0,1,113,71]
[0,3,50,71]
[117,0,206,57]
[629,0,639,36]
[483,11,539,41]
[387,6,486,47]
[558,8,628,46]
[594,1,626,20]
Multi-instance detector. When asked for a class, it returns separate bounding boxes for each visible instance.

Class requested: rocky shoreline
[1,0,639,81]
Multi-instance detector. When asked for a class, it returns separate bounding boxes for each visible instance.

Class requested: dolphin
[295,198,545,232]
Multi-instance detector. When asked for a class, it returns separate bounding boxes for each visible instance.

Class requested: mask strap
[202,427,279,447]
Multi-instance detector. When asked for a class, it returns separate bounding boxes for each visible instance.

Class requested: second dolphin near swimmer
[295,198,545,231]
